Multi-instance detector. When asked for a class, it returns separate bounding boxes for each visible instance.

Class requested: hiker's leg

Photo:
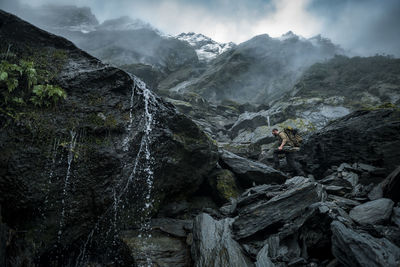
[286,152,305,176]
[273,150,281,169]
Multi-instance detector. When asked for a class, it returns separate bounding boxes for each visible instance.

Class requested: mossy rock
[208,169,241,204]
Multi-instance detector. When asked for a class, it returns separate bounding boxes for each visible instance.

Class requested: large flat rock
[191,213,253,267]
[331,220,400,267]
[233,182,324,239]
[349,198,394,225]
[219,149,287,187]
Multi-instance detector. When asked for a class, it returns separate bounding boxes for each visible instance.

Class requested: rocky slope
[301,109,400,177]
[1,5,400,267]
[178,32,344,104]
[185,54,400,160]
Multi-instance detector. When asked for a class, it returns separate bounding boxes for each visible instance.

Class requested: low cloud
[2,0,399,56]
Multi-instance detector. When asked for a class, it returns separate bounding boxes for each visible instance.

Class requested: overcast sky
[5,0,400,56]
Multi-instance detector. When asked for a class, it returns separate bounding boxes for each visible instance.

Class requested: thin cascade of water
[40,137,60,219]
[57,130,78,243]
[75,78,158,266]
[122,83,135,151]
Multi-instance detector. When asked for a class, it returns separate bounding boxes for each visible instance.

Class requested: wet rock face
[121,218,193,266]
[0,10,217,266]
[302,109,400,177]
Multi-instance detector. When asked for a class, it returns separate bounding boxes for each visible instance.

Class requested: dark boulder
[302,109,400,177]
[229,110,271,138]
[349,198,394,225]
[233,182,324,239]
[191,213,253,267]
[331,220,400,267]
[219,149,287,187]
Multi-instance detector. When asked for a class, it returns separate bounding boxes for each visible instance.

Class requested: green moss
[104,114,117,129]
[209,169,240,203]
[359,102,400,111]
[216,171,240,200]
[87,112,119,130]
[277,118,317,132]
[87,93,105,106]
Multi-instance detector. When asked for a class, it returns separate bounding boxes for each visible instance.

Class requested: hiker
[271,128,305,176]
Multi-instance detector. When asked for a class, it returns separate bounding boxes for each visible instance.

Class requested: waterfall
[76,77,158,266]
[57,130,78,243]
[122,82,135,151]
[41,137,60,218]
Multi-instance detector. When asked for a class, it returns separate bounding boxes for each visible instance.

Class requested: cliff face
[0,10,217,266]
[301,109,400,177]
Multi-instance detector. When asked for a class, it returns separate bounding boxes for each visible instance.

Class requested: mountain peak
[278,31,304,41]
[97,16,155,32]
[176,32,235,62]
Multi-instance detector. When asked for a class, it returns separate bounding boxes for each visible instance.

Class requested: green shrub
[31,84,67,107]
[0,59,66,108]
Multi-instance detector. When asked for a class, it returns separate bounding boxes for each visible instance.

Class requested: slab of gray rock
[331,220,400,267]
[151,218,193,238]
[233,182,324,239]
[284,176,312,187]
[327,195,361,211]
[367,183,383,200]
[191,213,253,267]
[342,171,359,187]
[219,149,287,187]
[349,198,394,225]
[371,225,400,248]
[229,110,270,138]
[255,243,275,267]
[121,229,191,267]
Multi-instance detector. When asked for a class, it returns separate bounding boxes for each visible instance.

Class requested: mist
[1,0,399,57]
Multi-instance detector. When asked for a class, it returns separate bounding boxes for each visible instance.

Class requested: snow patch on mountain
[177,32,235,62]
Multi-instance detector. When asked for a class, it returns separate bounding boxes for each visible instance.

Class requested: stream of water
[75,77,158,266]
[57,130,78,243]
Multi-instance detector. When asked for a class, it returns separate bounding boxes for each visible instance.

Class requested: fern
[0,59,67,107]
[31,84,67,107]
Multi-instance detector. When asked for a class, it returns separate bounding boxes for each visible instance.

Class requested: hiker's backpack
[283,127,303,147]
